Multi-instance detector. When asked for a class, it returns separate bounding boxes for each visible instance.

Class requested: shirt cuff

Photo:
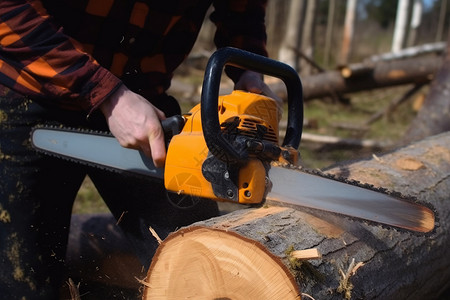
[85,67,123,115]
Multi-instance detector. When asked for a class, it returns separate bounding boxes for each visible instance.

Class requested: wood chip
[116,210,128,225]
[149,226,163,244]
[290,248,322,260]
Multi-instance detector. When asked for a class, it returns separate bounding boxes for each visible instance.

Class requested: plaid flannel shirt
[0,0,267,114]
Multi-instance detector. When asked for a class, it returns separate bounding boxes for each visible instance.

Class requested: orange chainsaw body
[164,90,287,204]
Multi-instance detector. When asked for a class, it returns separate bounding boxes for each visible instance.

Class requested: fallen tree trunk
[143,132,450,299]
[366,42,446,63]
[300,132,393,150]
[270,54,442,101]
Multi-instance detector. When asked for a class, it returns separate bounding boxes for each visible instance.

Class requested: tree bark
[142,132,450,299]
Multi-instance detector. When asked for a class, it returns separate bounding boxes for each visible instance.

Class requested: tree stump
[142,132,450,299]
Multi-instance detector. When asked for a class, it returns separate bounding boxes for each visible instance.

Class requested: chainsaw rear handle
[201,47,303,163]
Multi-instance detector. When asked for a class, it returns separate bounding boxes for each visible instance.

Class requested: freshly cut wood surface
[143,226,300,300]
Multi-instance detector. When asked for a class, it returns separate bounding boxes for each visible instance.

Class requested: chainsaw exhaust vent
[239,118,278,144]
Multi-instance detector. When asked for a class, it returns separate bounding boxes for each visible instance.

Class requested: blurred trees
[194,1,448,71]
[264,0,449,73]
[365,0,398,28]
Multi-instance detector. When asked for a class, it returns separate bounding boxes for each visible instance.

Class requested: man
[0,0,271,298]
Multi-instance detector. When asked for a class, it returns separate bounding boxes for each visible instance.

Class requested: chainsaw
[31,47,435,233]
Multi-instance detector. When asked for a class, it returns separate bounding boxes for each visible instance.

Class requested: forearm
[0,0,121,113]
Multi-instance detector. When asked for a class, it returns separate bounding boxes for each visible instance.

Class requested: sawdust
[13,266,25,281]
[6,233,36,291]
[0,109,7,122]
[0,204,11,223]
[7,233,24,280]
[0,149,12,160]
[15,181,25,194]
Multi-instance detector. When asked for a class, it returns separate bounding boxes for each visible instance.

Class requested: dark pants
[0,85,219,299]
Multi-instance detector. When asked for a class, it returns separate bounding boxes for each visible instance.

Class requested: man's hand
[234,70,283,119]
[100,85,167,168]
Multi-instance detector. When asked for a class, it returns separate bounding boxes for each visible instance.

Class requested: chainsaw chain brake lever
[161,115,185,146]
[200,47,304,164]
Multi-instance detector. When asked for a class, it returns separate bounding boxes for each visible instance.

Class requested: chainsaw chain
[266,162,438,236]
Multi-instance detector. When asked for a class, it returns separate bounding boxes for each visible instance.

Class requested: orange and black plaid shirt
[0,0,267,114]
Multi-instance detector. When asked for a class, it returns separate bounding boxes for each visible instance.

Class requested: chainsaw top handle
[201,47,303,163]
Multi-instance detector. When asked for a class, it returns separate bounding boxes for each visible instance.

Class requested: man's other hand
[234,70,283,120]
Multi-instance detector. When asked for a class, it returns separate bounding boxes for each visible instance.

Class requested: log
[300,132,392,150]
[366,42,446,63]
[142,132,450,299]
[269,54,442,101]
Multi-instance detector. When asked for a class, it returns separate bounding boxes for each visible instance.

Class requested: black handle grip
[161,115,185,145]
[161,115,184,136]
[201,47,303,163]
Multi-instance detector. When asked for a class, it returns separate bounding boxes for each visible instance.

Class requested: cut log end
[142,226,301,300]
